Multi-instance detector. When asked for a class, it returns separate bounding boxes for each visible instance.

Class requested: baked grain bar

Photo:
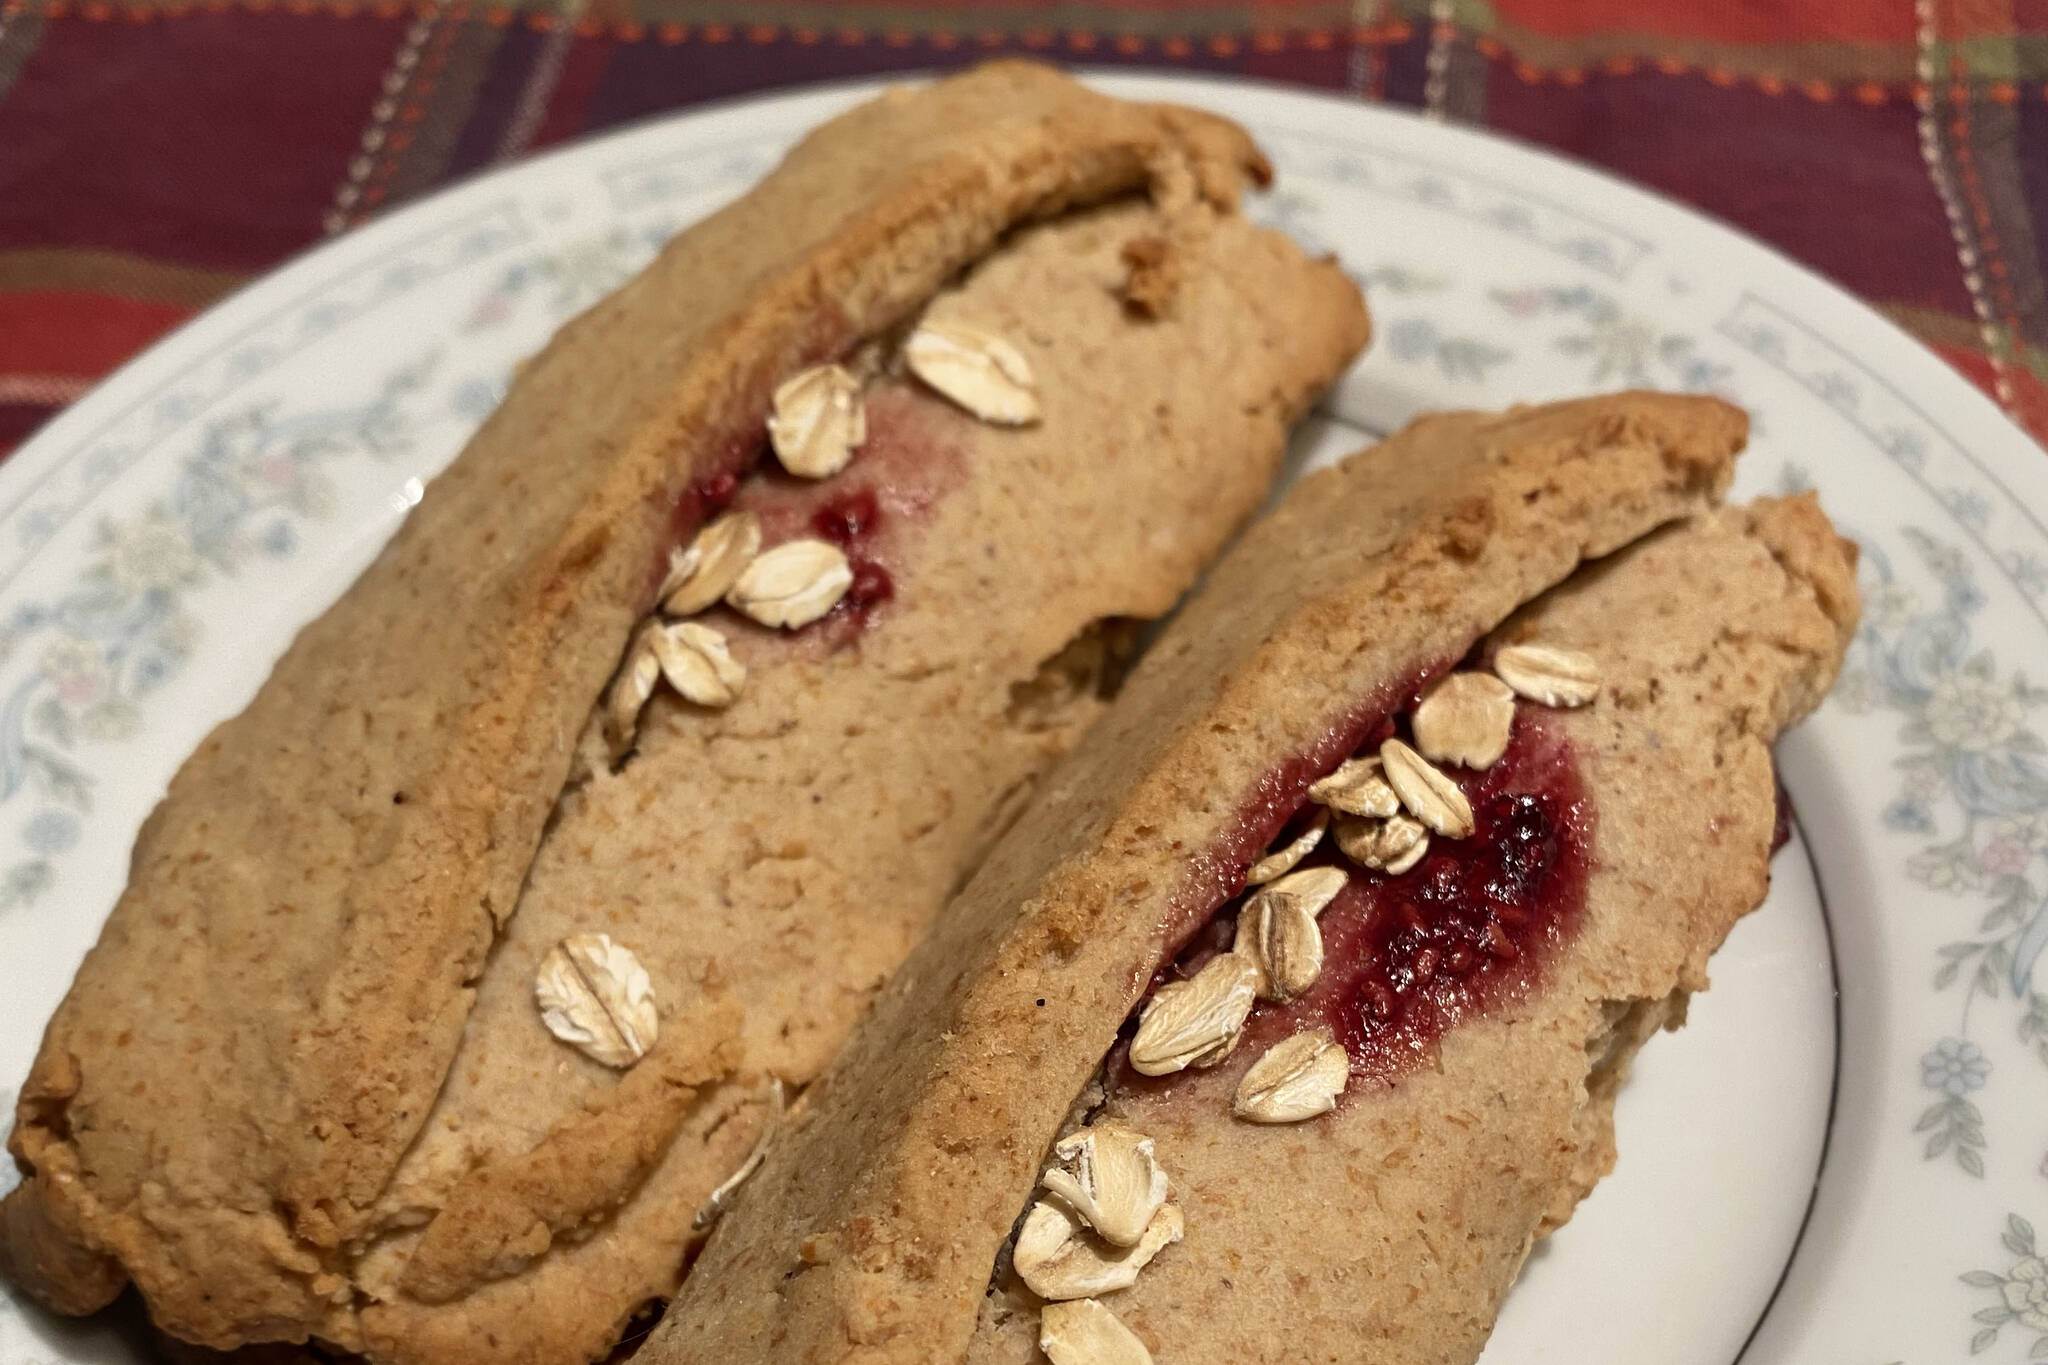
[963,494,1856,1364]
[656,393,1807,1364]
[0,63,1368,1361]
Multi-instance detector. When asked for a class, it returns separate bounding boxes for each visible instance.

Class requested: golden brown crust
[0,1118,126,1318]
[964,494,1859,1365]
[655,393,1749,1365]
[0,61,1308,1352]
[347,195,1365,1365]
[395,993,745,1305]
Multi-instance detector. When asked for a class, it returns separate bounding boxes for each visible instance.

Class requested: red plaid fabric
[1,0,2043,454]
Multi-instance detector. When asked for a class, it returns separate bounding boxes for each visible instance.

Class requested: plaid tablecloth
[0,0,2042,456]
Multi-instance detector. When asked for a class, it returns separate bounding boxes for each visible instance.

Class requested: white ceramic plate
[0,71,2042,1365]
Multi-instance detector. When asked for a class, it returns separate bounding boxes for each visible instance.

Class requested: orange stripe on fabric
[0,373,92,406]
[1940,0,2021,41]
[1487,0,1914,44]
[0,248,244,309]
[0,290,189,375]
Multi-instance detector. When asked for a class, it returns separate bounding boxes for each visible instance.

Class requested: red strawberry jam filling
[1122,699,1593,1099]
[805,488,896,619]
[650,385,966,647]
[1143,666,1447,992]
[1254,717,1589,1084]
[647,318,850,597]
[732,387,962,639]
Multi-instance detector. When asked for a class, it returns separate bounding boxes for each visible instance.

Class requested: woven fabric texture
[0,0,2042,452]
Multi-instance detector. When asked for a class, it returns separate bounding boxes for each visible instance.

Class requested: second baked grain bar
[655,394,1761,1364]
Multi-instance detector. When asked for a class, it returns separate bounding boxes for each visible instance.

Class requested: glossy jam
[647,388,964,650]
[645,319,837,598]
[691,469,740,516]
[639,318,961,634]
[1126,709,1592,1095]
[1141,665,1447,993]
[806,488,897,628]
[1283,717,1588,1083]
[841,559,895,616]
[810,487,880,546]
[648,468,747,599]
